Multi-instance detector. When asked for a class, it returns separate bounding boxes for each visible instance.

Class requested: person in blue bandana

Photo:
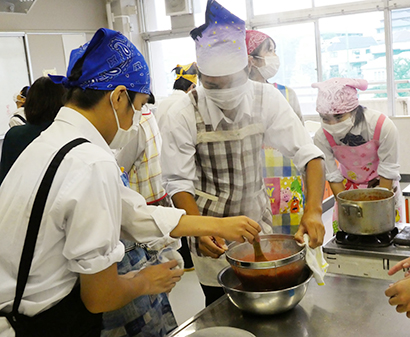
[0,28,261,337]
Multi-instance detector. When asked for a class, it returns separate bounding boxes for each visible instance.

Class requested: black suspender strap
[12,138,89,317]
[11,115,27,124]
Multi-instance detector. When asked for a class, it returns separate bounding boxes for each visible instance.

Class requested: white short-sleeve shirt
[0,107,184,325]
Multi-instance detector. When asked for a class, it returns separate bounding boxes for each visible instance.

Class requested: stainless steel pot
[337,188,395,235]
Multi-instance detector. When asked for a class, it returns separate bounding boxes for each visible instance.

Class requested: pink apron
[323,114,401,233]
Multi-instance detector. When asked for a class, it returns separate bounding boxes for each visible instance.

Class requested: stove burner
[335,227,399,248]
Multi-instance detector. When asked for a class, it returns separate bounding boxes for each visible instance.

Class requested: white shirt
[155,90,187,130]
[0,107,184,330]
[313,108,400,182]
[8,107,26,128]
[161,80,324,198]
[283,85,304,123]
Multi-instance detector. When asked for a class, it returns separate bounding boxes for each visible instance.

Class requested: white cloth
[299,234,328,286]
[155,90,187,130]
[0,107,184,332]
[313,108,400,182]
[161,80,324,199]
[8,107,26,127]
[282,85,304,123]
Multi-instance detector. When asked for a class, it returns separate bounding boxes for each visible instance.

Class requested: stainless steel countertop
[167,273,409,337]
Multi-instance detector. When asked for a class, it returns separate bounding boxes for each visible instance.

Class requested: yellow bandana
[175,62,198,85]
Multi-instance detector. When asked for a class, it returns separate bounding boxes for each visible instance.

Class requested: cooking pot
[337,188,395,235]
[225,234,306,291]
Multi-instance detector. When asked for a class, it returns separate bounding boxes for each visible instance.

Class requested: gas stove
[323,224,410,281]
[335,228,399,248]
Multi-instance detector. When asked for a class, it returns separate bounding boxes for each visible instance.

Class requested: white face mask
[109,91,141,150]
[253,55,280,80]
[13,92,24,103]
[321,115,354,140]
[203,81,249,111]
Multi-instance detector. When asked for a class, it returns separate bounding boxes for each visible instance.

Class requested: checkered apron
[128,112,170,206]
[189,82,274,286]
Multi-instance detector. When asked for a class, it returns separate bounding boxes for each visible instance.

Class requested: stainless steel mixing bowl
[218,266,313,315]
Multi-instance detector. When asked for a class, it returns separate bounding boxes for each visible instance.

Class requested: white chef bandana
[190,0,248,76]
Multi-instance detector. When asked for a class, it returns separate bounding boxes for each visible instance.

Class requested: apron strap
[11,114,27,124]
[372,113,386,142]
[323,128,337,147]
[12,138,90,317]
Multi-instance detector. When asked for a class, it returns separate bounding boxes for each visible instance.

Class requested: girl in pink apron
[312,78,402,234]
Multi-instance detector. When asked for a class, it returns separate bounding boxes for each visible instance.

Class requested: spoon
[253,240,268,262]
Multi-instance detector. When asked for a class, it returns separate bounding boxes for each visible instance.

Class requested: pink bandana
[246,30,270,55]
[311,78,368,115]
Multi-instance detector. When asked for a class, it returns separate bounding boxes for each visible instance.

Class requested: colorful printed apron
[189,82,274,287]
[274,83,289,101]
[128,111,171,206]
[262,83,304,235]
[323,113,402,233]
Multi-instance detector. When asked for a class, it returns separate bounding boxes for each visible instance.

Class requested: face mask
[13,92,24,103]
[321,115,354,140]
[109,91,140,150]
[253,55,280,80]
[203,81,249,111]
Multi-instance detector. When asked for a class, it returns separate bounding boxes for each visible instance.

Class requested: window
[149,37,196,99]
[314,0,365,6]
[260,23,317,115]
[143,0,171,31]
[210,0,246,20]
[253,0,311,15]
[141,1,410,116]
[194,0,246,27]
[319,11,387,111]
[392,8,410,98]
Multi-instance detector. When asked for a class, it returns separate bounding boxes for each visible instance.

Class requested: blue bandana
[49,28,150,94]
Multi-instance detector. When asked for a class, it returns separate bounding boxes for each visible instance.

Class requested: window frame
[139,0,410,116]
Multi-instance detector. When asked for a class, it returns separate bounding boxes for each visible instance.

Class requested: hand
[128,260,184,295]
[388,257,410,276]
[198,236,227,258]
[385,276,410,318]
[294,209,325,248]
[218,216,261,244]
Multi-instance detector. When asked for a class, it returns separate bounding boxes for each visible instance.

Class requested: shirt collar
[172,90,187,96]
[197,80,254,131]
[54,107,113,156]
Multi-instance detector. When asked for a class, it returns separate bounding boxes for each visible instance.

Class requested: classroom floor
[168,208,335,325]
